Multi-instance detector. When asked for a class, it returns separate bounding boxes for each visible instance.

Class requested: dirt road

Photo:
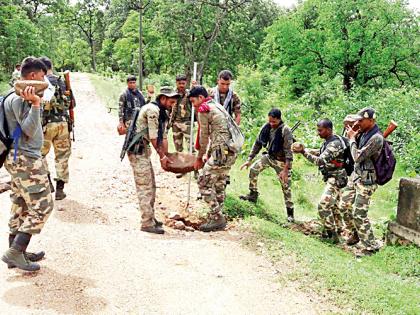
[0,73,334,314]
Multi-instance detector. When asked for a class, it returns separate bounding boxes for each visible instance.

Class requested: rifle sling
[127,128,148,151]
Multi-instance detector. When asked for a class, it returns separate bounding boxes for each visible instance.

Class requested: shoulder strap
[2,91,15,137]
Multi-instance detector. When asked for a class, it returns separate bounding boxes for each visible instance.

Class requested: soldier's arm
[147,108,166,158]
[11,98,41,138]
[303,142,340,166]
[198,112,210,159]
[283,126,294,168]
[247,141,263,161]
[233,93,241,125]
[118,93,126,124]
[350,135,383,163]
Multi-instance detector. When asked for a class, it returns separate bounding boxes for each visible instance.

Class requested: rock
[174,221,186,230]
[169,212,182,220]
[185,226,195,232]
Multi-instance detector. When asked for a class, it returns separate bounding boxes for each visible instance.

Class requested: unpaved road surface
[0,73,335,314]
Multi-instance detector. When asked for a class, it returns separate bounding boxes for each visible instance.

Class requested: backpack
[373,139,396,185]
[215,104,245,153]
[0,92,15,168]
[337,136,355,176]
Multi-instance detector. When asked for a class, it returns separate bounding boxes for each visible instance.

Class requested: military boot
[239,190,259,203]
[141,225,164,234]
[321,229,340,244]
[2,232,40,271]
[199,214,227,232]
[154,218,163,227]
[47,174,55,193]
[55,180,67,200]
[346,229,360,246]
[286,207,295,223]
[7,235,45,269]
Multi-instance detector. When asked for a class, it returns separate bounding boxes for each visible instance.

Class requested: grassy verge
[89,73,419,314]
[225,157,419,314]
[88,73,125,115]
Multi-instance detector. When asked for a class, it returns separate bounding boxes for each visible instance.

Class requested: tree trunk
[89,38,97,72]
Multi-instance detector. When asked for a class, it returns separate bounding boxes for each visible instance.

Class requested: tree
[261,0,419,94]
[65,0,107,71]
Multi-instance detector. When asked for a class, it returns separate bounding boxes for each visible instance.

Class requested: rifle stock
[383,120,398,139]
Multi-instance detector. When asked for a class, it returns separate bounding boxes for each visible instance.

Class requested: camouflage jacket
[170,89,192,124]
[135,102,168,147]
[197,99,231,159]
[209,88,241,119]
[350,126,383,185]
[248,123,293,163]
[118,89,146,124]
[303,135,347,183]
[42,74,71,123]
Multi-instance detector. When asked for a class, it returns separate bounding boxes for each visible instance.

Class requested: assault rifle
[63,71,76,141]
[120,108,140,161]
[291,120,301,142]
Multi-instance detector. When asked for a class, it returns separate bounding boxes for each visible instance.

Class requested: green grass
[88,73,125,115]
[225,157,419,314]
[89,73,420,314]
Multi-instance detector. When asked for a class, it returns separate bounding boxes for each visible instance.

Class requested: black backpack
[0,92,14,168]
[374,139,396,185]
[337,136,355,176]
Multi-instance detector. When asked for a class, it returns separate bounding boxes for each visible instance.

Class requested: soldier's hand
[160,155,173,171]
[21,86,41,107]
[194,157,204,170]
[191,80,198,87]
[345,125,359,140]
[117,122,127,135]
[279,170,289,184]
[240,161,251,170]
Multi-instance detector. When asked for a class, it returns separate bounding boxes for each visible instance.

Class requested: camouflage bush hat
[354,107,377,120]
[157,86,180,99]
[343,114,360,123]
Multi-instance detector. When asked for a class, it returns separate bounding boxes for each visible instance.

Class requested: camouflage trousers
[338,178,356,231]
[4,153,54,235]
[172,121,193,152]
[249,154,293,209]
[128,149,156,228]
[353,182,379,250]
[198,148,237,219]
[318,177,344,231]
[42,121,71,183]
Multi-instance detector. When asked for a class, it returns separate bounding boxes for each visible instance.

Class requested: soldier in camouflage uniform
[2,57,54,272]
[168,75,198,178]
[209,70,241,125]
[346,108,383,256]
[189,86,237,232]
[128,87,179,234]
[40,57,74,200]
[338,114,360,245]
[293,119,348,243]
[239,108,295,222]
[117,75,146,135]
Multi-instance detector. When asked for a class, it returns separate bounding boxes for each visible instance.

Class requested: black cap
[354,107,377,120]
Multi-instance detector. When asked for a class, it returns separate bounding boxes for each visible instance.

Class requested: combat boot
[286,207,295,223]
[55,180,67,200]
[199,214,227,232]
[321,229,340,244]
[141,225,164,234]
[346,229,360,246]
[47,174,55,193]
[239,190,259,203]
[7,235,45,269]
[2,232,40,271]
[154,218,163,227]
